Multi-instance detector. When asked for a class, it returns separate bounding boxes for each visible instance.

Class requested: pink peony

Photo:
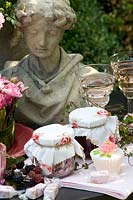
[0,12,5,29]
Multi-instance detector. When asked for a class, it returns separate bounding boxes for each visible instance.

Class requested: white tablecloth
[61,157,133,200]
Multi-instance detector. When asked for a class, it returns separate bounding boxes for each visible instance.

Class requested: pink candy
[90,170,110,184]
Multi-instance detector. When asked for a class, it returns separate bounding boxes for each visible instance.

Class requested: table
[12,91,132,200]
[12,188,133,200]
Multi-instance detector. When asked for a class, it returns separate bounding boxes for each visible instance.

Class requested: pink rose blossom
[97,110,108,116]
[32,134,40,141]
[42,163,52,172]
[0,12,5,29]
[109,135,115,143]
[72,120,78,128]
[32,134,40,145]
[61,136,71,145]
[100,140,117,153]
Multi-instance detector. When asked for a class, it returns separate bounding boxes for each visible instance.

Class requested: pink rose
[97,110,108,116]
[32,134,40,141]
[72,120,78,128]
[100,140,117,153]
[61,136,71,145]
[42,163,52,172]
[109,135,115,143]
[0,12,5,29]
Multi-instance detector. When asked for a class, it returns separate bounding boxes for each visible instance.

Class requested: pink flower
[0,92,6,109]
[16,81,28,93]
[97,110,108,116]
[72,120,78,128]
[3,82,23,98]
[4,93,13,107]
[100,140,117,153]
[32,134,40,145]
[0,77,10,89]
[109,135,115,143]
[0,12,5,29]
[32,134,40,141]
[42,163,52,172]
[61,136,71,145]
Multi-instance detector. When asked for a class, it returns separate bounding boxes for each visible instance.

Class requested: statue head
[15,0,76,59]
[15,0,76,30]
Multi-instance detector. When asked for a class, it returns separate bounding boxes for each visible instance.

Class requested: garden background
[0,0,132,70]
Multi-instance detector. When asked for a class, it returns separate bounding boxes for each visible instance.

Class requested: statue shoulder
[1,55,29,78]
[4,61,20,69]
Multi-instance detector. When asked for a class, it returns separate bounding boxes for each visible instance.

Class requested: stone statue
[1,0,97,129]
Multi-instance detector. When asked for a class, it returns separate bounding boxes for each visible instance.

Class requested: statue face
[23,15,63,58]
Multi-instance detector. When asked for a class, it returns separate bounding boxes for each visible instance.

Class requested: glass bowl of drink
[79,64,115,108]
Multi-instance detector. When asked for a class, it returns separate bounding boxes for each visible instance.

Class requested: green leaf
[93,150,100,155]
[100,153,106,157]
[106,154,111,158]
[6,156,25,169]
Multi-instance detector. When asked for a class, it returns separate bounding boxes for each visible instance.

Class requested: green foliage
[61,0,132,64]
[0,0,17,26]
[6,156,25,169]
[98,0,133,50]
[61,0,122,64]
[119,114,133,155]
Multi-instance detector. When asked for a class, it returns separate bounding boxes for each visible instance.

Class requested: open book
[61,157,133,200]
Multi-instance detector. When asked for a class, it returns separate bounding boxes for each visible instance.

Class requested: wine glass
[110,51,133,114]
[79,64,115,108]
[110,51,133,159]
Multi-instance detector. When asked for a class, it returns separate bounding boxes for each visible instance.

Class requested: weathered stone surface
[0,23,28,70]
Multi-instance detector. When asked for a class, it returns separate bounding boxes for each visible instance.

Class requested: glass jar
[0,117,15,151]
[48,157,75,178]
[24,124,85,178]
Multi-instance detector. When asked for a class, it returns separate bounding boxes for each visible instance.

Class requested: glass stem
[127,99,133,114]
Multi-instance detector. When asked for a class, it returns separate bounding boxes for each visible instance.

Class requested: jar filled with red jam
[24,124,85,178]
[69,107,118,159]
